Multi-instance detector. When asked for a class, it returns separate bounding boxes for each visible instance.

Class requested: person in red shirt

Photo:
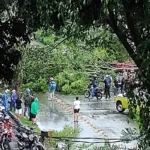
[2,116,14,139]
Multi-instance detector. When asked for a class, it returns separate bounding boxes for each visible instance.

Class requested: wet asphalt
[36,93,139,149]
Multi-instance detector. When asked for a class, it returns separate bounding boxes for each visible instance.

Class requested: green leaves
[20,27,126,94]
[21,77,47,93]
[55,70,88,94]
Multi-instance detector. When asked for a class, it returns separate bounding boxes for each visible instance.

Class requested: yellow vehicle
[115,94,129,113]
[115,94,140,113]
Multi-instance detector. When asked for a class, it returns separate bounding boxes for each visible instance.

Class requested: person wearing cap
[49,77,56,100]
[10,90,17,112]
[2,89,9,116]
[23,88,34,119]
[31,98,39,125]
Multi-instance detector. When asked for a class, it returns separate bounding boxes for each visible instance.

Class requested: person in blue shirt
[2,89,10,116]
[91,76,99,98]
[49,77,56,100]
[10,90,17,112]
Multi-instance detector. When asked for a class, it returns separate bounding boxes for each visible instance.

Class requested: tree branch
[107,8,141,67]
[122,0,140,47]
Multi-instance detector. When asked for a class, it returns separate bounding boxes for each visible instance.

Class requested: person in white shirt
[73,97,80,122]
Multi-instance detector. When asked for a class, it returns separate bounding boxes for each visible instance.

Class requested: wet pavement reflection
[35,92,139,148]
[36,100,73,131]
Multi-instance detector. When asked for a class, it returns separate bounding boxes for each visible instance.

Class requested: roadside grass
[47,125,80,148]
[11,110,41,133]
[19,116,41,133]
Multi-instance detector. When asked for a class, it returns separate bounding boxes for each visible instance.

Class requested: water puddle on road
[35,92,74,131]
[34,93,139,149]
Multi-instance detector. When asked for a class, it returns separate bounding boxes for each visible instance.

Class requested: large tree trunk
[107,9,142,68]
[11,46,26,96]
[12,60,23,95]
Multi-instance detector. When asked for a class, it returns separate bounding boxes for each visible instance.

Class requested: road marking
[54,97,109,140]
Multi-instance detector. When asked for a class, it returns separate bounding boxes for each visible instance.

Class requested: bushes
[48,125,79,148]
[62,85,71,94]
[21,77,48,93]
[21,70,88,95]
[55,70,88,94]
[128,101,142,129]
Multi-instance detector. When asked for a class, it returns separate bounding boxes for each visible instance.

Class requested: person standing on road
[15,96,22,118]
[10,90,17,112]
[118,72,124,93]
[2,89,9,116]
[73,97,80,122]
[104,75,111,100]
[114,77,121,96]
[49,77,56,100]
[31,98,39,125]
[23,88,34,119]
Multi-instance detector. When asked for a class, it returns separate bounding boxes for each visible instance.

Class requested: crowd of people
[91,70,137,100]
[0,72,136,125]
[1,88,39,125]
[0,76,57,126]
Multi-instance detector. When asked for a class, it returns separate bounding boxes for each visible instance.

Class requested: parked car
[115,94,140,113]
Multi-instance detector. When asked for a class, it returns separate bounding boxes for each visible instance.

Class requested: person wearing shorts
[31,98,39,125]
[30,113,36,119]
[73,97,80,122]
[15,97,22,118]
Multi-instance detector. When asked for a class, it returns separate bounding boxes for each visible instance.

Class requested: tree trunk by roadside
[11,46,27,96]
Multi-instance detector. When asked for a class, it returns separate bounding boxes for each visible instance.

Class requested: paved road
[36,94,139,149]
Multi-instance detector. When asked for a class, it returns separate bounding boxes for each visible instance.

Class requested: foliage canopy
[1,0,150,148]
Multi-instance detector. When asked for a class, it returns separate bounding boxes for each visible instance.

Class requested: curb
[8,111,23,127]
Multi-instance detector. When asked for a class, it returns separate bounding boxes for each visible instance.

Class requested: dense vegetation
[20,28,128,94]
[1,0,150,148]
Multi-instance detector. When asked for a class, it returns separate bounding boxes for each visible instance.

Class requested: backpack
[24,94,33,106]
[105,77,111,87]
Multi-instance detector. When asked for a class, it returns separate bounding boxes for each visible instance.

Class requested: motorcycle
[84,84,104,101]
[0,126,11,150]
[0,94,5,120]
[0,106,5,120]
[16,126,45,150]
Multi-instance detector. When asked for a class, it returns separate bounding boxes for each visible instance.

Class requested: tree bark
[122,0,140,47]
[107,9,142,68]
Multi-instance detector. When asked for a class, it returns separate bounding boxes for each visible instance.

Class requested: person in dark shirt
[23,88,34,120]
[92,76,99,87]
[114,77,121,96]
[15,97,22,118]
[104,75,111,100]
